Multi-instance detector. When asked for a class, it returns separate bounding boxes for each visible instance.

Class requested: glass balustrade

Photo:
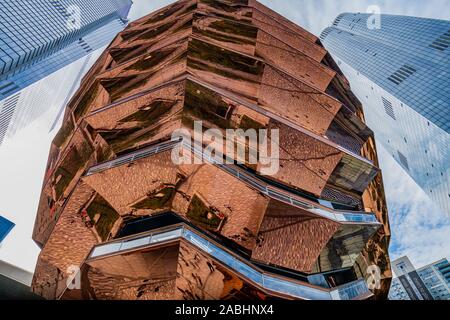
[88,225,371,300]
[85,140,379,224]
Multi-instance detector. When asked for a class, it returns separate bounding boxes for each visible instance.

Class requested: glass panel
[263,275,330,300]
[313,208,336,220]
[120,236,150,251]
[335,280,369,300]
[291,198,313,208]
[183,229,211,253]
[234,259,264,285]
[318,199,333,208]
[91,242,122,257]
[240,174,265,191]
[207,242,235,268]
[150,228,182,244]
[267,190,291,202]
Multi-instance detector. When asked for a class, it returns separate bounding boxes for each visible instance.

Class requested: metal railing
[190,141,378,225]
[87,223,372,300]
[85,139,379,225]
[86,139,180,176]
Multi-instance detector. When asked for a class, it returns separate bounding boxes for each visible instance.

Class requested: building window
[388,64,417,85]
[429,29,450,51]
[398,151,409,171]
[382,97,396,120]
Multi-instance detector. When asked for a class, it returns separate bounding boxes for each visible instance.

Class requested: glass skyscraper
[389,256,450,300]
[320,14,450,216]
[0,0,132,145]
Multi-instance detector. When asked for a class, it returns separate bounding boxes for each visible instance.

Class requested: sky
[129,0,450,35]
[0,0,449,273]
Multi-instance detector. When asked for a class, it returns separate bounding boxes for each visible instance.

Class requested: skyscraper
[32,0,391,300]
[320,14,450,216]
[389,256,450,300]
[0,0,133,145]
[2,48,104,142]
[0,215,14,244]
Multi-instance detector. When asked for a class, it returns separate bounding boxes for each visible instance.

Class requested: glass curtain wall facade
[0,0,132,145]
[389,256,450,300]
[0,48,104,145]
[320,14,450,216]
[417,259,450,300]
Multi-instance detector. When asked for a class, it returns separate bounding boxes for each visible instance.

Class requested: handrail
[86,139,181,175]
[86,223,371,300]
[85,139,379,225]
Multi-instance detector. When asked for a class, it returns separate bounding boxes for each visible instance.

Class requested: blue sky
[0,0,448,272]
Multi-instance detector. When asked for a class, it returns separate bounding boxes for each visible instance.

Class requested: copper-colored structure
[32,0,391,300]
